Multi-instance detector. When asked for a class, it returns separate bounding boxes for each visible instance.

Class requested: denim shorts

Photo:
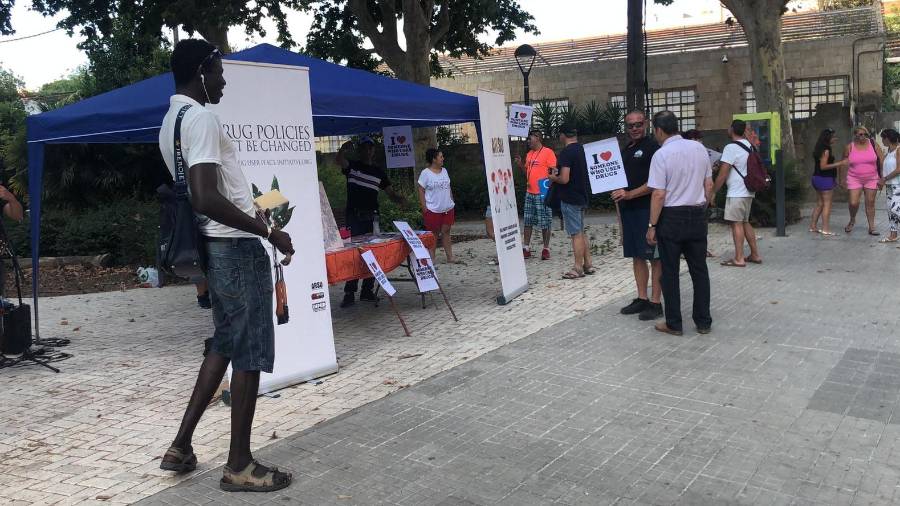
[205,238,275,373]
[560,201,585,236]
[621,207,658,260]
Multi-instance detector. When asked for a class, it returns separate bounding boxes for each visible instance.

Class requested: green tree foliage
[4,0,305,53]
[302,1,538,83]
[818,0,873,10]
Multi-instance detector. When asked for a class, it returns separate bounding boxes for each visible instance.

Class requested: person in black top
[809,128,846,235]
[550,124,594,279]
[336,136,405,307]
[612,110,662,321]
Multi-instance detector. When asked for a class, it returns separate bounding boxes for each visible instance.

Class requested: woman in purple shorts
[809,128,847,236]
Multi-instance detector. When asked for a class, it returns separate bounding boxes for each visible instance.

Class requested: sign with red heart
[382,125,415,168]
[507,104,533,138]
[584,137,628,194]
[600,151,613,161]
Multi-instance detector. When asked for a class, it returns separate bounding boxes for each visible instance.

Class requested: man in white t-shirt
[157,39,293,493]
[712,119,762,267]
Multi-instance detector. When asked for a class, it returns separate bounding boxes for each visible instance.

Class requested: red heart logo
[600,151,613,161]
[519,112,527,119]
[397,136,406,144]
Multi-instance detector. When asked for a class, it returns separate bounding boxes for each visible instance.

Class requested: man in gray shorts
[157,39,294,492]
[712,119,762,267]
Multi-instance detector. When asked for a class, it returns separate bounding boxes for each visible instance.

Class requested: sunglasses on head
[197,48,221,74]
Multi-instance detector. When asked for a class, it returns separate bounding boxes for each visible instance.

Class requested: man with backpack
[712,119,764,267]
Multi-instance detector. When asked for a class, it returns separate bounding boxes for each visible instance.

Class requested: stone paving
[0,213,735,505]
[137,205,900,506]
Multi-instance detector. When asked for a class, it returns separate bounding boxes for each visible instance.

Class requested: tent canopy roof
[26,43,480,144]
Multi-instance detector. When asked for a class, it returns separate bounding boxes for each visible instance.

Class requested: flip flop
[562,270,585,279]
[819,230,836,236]
[879,237,899,243]
[720,259,746,268]
[869,230,881,236]
[747,258,763,264]
[706,250,716,258]
[845,222,855,233]
[808,228,820,233]
[583,266,597,275]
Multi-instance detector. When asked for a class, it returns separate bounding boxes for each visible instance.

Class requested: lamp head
[514,44,537,76]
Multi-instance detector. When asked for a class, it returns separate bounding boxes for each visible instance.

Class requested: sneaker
[523,248,531,259]
[697,327,712,335]
[541,248,550,260]
[359,290,378,302]
[620,298,648,315]
[638,302,663,321]
[340,293,355,308]
[197,292,212,309]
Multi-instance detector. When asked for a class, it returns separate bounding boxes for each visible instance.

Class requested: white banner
[584,137,629,194]
[393,221,431,260]
[213,60,338,393]
[478,89,528,304]
[361,250,396,296]
[383,125,415,169]
[507,104,533,138]
[409,252,439,293]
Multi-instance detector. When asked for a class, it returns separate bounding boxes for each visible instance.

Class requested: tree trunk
[721,0,796,159]
[196,23,231,54]
[626,0,646,112]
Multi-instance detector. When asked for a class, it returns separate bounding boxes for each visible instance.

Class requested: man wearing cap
[550,124,594,279]
[336,137,405,307]
[612,110,662,321]
[514,129,556,260]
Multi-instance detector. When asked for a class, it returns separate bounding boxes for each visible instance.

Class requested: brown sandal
[220,460,292,492]
[159,445,197,474]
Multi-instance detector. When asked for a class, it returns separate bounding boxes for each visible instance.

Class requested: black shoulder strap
[173,104,192,196]
[729,140,754,154]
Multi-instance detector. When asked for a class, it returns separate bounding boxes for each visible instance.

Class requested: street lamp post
[514,44,537,105]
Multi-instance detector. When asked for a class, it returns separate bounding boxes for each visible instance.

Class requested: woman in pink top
[842,126,884,235]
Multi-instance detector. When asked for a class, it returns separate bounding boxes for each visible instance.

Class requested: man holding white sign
[158,40,292,493]
[612,110,663,321]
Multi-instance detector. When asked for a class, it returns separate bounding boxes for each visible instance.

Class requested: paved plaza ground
[2,206,899,505]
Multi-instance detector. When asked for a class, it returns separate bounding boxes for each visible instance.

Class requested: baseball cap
[559,123,577,137]
[359,135,375,145]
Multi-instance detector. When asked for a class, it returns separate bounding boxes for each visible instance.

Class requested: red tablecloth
[325,232,436,285]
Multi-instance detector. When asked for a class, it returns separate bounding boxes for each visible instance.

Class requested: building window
[609,88,697,131]
[316,135,351,153]
[743,76,848,119]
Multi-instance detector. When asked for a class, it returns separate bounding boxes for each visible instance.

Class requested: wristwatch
[648,223,656,228]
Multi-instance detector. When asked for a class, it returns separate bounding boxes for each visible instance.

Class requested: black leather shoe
[340,293,355,308]
[620,298,649,315]
[197,292,212,309]
[359,290,378,302]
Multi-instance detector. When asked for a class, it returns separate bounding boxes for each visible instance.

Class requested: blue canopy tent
[25,43,481,340]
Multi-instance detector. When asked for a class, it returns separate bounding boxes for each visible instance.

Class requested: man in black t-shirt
[549,124,594,279]
[612,110,663,321]
[336,136,405,307]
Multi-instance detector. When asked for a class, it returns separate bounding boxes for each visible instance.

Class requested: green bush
[6,199,159,265]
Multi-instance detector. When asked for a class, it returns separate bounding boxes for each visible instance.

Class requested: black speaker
[1,304,32,355]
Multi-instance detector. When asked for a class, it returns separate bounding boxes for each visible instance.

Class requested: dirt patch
[5,264,189,298]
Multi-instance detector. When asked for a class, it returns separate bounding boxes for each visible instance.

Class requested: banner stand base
[496,284,528,306]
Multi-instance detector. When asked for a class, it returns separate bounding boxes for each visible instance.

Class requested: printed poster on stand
[393,221,432,260]
[583,137,629,194]
[408,253,439,293]
[383,125,415,169]
[361,250,397,296]
[212,60,338,393]
[507,104,533,138]
[478,89,528,304]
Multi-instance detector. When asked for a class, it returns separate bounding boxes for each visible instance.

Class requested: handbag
[0,235,32,355]
[158,105,205,279]
[545,182,561,211]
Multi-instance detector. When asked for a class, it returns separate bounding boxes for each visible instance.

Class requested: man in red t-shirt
[514,130,557,260]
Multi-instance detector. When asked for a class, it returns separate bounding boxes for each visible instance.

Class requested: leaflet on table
[361,250,397,296]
